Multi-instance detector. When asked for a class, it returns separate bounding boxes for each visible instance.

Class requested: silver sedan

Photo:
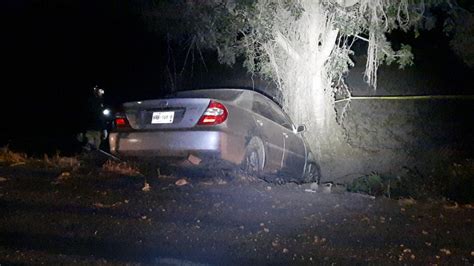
[109,88,320,183]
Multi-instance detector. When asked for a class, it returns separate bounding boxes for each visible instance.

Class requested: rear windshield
[173,89,244,102]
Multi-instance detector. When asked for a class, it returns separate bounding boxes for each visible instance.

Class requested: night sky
[1,0,473,155]
[1,1,170,153]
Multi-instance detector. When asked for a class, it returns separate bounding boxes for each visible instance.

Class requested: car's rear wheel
[304,162,321,184]
[242,138,265,177]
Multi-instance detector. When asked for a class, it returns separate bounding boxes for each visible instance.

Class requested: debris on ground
[200,180,214,186]
[215,178,227,185]
[93,202,123,208]
[51,172,71,184]
[142,181,151,192]
[398,198,417,206]
[175,178,189,186]
[443,202,459,210]
[439,248,452,255]
[321,183,333,193]
[9,162,26,167]
[187,154,202,165]
[58,172,71,179]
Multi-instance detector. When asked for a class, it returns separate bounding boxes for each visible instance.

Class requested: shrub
[347,160,474,202]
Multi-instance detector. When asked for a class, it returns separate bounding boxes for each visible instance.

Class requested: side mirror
[296,124,306,133]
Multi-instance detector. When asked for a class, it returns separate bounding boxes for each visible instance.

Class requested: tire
[242,138,265,177]
[303,162,321,184]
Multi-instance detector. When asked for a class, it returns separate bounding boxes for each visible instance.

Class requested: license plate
[151,111,174,124]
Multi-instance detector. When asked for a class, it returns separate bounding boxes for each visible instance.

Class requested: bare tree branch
[274,31,301,61]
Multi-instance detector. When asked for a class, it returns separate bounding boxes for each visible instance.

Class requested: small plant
[348,161,474,203]
[347,172,386,196]
[444,159,474,203]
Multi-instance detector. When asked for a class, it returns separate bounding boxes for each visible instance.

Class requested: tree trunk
[285,61,344,173]
[273,1,345,178]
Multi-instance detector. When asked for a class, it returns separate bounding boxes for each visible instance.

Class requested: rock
[216,178,227,185]
[0,177,7,182]
[321,183,332,193]
[272,239,280,247]
[440,248,451,255]
[187,154,201,165]
[175,178,189,186]
[51,172,71,185]
[310,182,319,190]
[142,181,151,192]
[57,172,71,180]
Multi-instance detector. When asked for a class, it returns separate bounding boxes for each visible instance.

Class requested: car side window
[252,94,293,130]
[269,104,293,130]
[252,99,275,121]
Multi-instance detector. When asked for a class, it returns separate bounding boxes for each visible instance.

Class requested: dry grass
[101,160,141,176]
[43,152,80,169]
[0,146,83,170]
[0,146,28,165]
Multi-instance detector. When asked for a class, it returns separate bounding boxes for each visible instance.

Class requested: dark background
[1,1,169,154]
[1,0,473,155]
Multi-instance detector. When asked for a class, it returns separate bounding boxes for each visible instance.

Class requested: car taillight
[114,117,130,128]
[198,100,228,125]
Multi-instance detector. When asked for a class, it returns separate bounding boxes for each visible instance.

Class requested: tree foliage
[443,1,474,67]
[183,0,433,88]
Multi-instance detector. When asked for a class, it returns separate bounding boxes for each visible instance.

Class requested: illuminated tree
[141,0,465,172]
[179,0,436,162]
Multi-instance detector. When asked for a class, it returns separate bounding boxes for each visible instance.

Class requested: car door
[251,95,285,174]
[266,102,306,179]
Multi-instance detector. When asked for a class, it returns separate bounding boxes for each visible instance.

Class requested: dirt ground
[0,158,473,265]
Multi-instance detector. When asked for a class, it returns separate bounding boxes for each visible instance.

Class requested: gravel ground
[0,159,473,265]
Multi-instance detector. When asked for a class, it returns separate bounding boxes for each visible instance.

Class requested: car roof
[173,87,282,107]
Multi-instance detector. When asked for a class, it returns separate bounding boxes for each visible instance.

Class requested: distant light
[102,108,111,116]
[137,101,142,104]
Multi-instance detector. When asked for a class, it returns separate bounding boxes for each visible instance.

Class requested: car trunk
[122,98,211,130]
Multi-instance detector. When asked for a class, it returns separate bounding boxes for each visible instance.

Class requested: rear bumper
[109,130,246,166]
